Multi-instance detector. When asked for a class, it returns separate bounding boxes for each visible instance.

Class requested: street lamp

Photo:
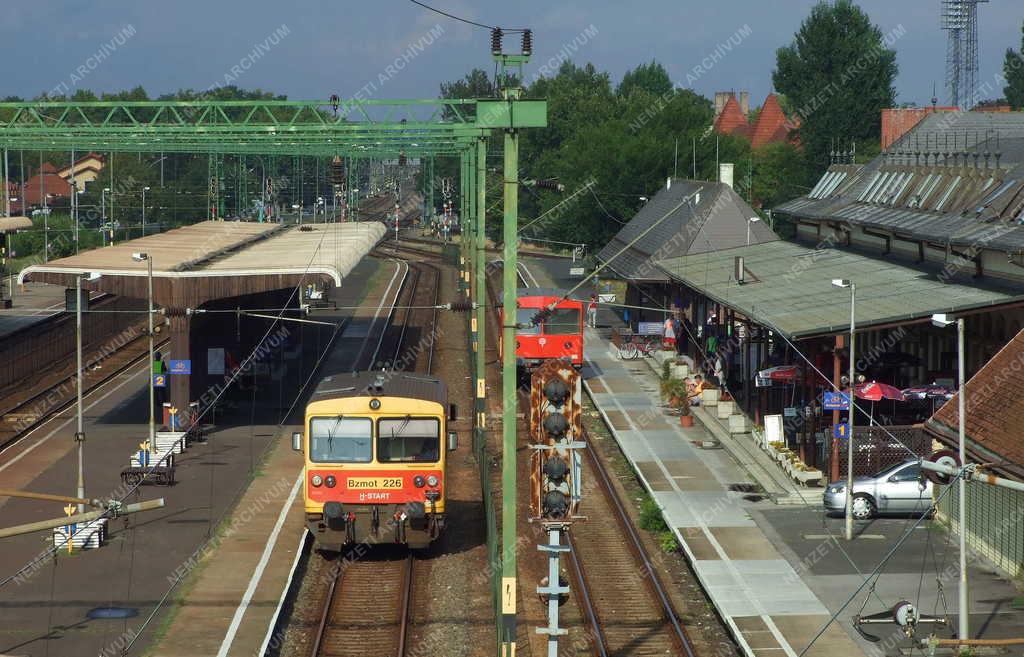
[932,312,968,643]
[132,252,156,451]
[74,272,101,512]
[747,216,761,247]
[832,278,856,541]
[142,186,150,237]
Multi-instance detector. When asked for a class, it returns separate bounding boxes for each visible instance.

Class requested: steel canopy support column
[167,310,191,429]
[500,121,519,654]
[475,138,487,455]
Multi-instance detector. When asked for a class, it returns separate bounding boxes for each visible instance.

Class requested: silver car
[823,460,933,519]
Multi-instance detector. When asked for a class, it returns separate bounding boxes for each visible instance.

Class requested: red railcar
[501,288,584,370]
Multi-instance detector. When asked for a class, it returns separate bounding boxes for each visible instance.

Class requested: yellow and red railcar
[293,372,456,551]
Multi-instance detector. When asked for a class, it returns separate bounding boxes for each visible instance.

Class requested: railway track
[566,428,696,657]
[311,549,414,657]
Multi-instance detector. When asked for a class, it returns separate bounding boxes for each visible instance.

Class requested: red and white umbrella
[757,365,801,382]
[855,381,906,402]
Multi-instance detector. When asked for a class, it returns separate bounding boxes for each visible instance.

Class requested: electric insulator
[329,156,345,185]
[491,27,503,55]
[534,179,561,190]
[522,29,532,56]
[447,300,473,312]
[398,150,407,166]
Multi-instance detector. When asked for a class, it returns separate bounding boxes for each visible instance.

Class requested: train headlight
[369,398,381,410]
[311,475,323,487]
[325,475,336,488]
[413,475,426,488]
[426,475,439,487]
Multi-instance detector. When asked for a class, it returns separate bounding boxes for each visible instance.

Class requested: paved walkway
[583,327,864,657]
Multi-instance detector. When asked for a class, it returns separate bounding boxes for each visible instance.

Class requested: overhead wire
[405,0,527,32]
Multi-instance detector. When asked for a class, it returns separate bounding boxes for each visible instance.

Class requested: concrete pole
[845,283,856,541]
[957,317,969,642]
[501,119,519,651]
[3,148,8,217]
[71,147,78,254]
[75,275,85,513]
[475,138,487,457]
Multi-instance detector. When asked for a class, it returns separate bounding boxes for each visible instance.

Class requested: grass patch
[638,492,679,553]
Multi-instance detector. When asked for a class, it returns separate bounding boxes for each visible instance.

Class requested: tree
[1004,20,1024,110]
[772,1,897,171]
[617,61,673,97]
[751,142,810,209]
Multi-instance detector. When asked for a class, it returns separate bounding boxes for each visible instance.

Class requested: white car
[823,460,933,519]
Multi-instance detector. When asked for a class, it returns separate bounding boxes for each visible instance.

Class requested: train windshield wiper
[326,414,344,455]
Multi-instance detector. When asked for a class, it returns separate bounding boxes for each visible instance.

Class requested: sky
[1,1,1022,108]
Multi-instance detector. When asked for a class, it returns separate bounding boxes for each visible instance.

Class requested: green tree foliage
[1004,21,1024,110]
[772,0,897,171]
[751,142,810,210]
[617,61,673,98]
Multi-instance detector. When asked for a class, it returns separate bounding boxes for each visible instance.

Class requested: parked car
[823,459,932,519]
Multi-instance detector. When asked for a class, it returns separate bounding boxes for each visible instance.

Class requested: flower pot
[679,414,694,428]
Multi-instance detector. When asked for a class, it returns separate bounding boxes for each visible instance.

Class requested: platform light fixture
[832,277,856,540]
[132,252,156,449]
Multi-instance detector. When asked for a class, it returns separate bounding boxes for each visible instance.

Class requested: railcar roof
[309,371,447,406]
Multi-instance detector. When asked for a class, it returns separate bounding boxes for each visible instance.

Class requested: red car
[501,288,584,371]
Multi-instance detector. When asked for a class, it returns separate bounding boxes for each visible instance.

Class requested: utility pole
[956,316,968,643]
[75,275,85,513]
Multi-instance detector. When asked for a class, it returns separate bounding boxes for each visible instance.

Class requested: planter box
[794,469,823,486]
[727,414,749,434]
[701,389,720,407]
[672,364,690,379]
[716,400,735,419]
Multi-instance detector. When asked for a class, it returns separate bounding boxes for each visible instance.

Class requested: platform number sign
[833,423,850,441]
[153,373,167,388]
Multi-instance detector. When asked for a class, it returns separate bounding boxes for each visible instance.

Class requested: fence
[937,479,1024,579]
[0,295,148,393]
[831,425,933,478]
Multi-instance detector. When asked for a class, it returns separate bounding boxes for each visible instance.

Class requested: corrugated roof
[926,329,1024,480]
[309,371,447,406]
[597,180,777,281]
[655,240,1024,338]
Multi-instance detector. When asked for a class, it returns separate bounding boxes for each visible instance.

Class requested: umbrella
[855,381,906,402]
[757,365,801,382]
[855,381,905,425]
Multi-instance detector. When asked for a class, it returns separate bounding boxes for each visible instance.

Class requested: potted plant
[679,400,694,427]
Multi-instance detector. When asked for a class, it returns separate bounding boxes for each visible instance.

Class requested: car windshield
[377,417,440,463]
[543,308,580,335]
[309,416,372,463]
[516,308,540,336]
[873,461,917,479]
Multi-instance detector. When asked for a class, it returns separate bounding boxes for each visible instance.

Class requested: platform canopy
[19,220,385,309]
[656,240,1024,339]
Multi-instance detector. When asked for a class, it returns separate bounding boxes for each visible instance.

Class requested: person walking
[587,294,598,328]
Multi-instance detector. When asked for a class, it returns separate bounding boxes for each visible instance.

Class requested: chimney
[719,163,735,189]
[735,256,745,284]
[714,92,732,119]
[739,91,750,117]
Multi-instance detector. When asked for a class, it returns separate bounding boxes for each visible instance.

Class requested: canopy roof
[655,240,1024,338]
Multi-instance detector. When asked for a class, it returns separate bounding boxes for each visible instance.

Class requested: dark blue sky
[2,2,1021,107]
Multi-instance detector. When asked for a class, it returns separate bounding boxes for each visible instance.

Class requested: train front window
[516,309,541,336]
[544,308,581,335]
[309,416,372,463]
[377,417,440,463]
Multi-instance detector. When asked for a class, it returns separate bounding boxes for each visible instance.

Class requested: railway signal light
[529,360,583,524]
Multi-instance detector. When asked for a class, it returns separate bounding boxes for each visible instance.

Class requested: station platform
[0,254,400,657]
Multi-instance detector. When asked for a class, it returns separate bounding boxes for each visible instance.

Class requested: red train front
[502,288,584,371]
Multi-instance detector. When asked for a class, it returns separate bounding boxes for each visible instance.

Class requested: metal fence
[831,425,933,479]
[0,295,147,393]
[937,480,1024,579]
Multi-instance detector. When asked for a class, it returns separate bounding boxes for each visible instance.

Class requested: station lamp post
[932,312,968,643]
[747,216,761,247]
[142,186,150,237]
[132,252,156,449]
[831,278,856,541]
[74,272,101,512]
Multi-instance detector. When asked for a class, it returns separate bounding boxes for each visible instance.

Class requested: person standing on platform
[663,314,676,350]
[587,294,598,328]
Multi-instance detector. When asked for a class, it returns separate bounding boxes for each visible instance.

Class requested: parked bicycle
[618,334,661,360]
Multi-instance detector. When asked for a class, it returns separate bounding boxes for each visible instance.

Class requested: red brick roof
[713,95,749,136]
[750,93,795,150]
[22,170,71,206]
[926,329,1024,480]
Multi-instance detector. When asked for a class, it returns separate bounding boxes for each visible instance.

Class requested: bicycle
[618,334,661,360]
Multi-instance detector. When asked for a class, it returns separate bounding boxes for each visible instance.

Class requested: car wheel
[851,494,876,520]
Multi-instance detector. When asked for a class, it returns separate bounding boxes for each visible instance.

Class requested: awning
[655,241,1024,339]
[0,216,33,232]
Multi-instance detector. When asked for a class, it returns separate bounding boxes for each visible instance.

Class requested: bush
[639,495,668,533]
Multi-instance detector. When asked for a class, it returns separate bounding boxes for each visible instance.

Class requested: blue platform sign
[823,391,850,411]
[833,422,851,441]
[168,359,191,375]
[153,373,167,388]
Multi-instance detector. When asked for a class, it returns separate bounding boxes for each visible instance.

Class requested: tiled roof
[713,95,749,136]
[750,94,795,150]
[926,329,1024,480]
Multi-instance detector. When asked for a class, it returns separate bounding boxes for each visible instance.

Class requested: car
[823,459,933,520]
